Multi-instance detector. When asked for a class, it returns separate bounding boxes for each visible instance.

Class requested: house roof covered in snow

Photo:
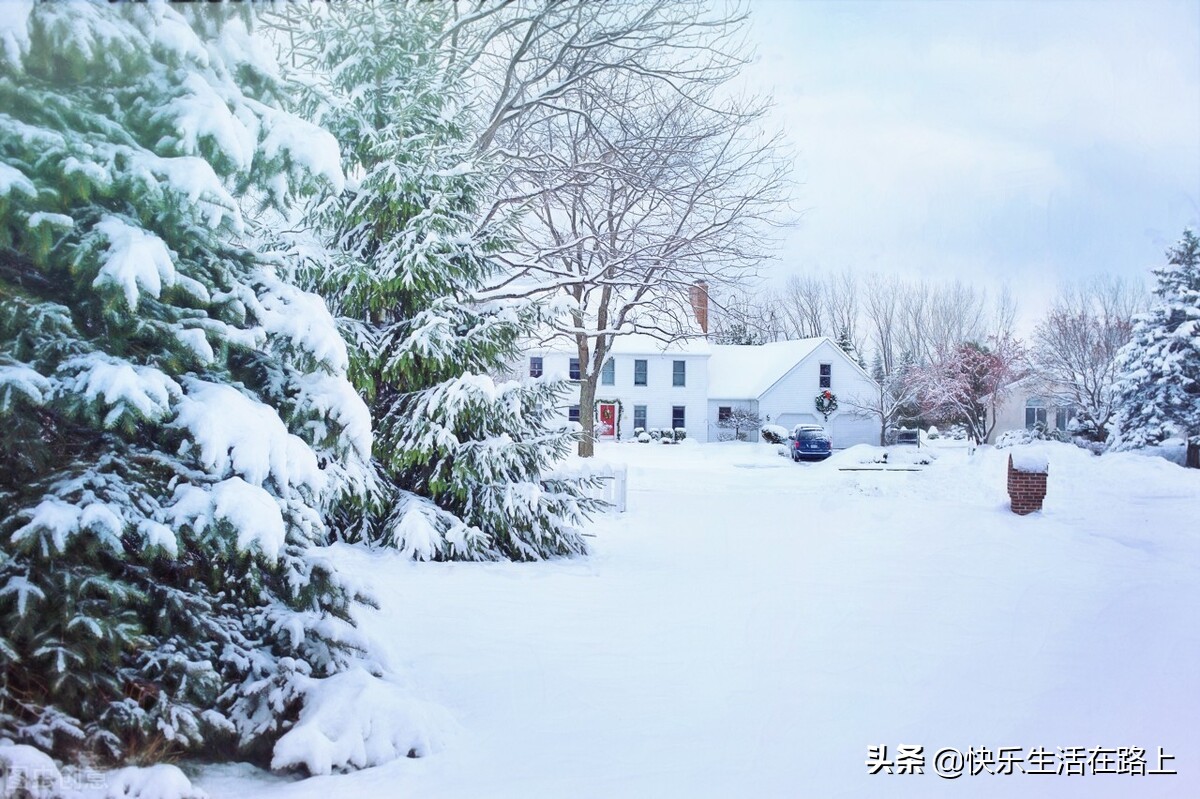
[707,338,828,399]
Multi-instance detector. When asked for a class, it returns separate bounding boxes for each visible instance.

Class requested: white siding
[756,340,881,448]
[706,399,758,441]
[525,350,711,442]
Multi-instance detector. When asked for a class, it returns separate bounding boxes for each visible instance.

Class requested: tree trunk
[1187,440,1200,469]
[578,375,598,458]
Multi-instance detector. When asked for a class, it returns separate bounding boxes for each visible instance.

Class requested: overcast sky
[738,0,1200,328]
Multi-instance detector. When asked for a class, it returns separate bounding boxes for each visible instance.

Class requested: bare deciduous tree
[844,367,920,445]
[779,274,828,339]
[493,79,789,454]
[1031,276,1145,441]
[862,273,902,377]
[438,1,791,456]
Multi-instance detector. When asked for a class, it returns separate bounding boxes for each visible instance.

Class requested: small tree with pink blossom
[910,336,1027,444]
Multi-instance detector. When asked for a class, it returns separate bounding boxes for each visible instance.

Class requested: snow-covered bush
[760,424,788,444]
[0,2,387,767]
[674,428,687,441]
[926,426,940,440]
[996,425,1068,449]
[632,427,645,438]
[637,432,651,443]
[717,408,762,441]
[288,3,598,559]
[649,429,663,441]
[270,668,453,776]
[105,764,208,799]
[0,743,62,798]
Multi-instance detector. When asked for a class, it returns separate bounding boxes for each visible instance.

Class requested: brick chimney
[689,280,709,334]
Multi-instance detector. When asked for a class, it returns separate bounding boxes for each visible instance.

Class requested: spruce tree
[1113,229,1200,466]
[284,4,597,560]
[0,3,376,763]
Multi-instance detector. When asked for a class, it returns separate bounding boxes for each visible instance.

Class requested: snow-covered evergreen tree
[284,4,596,560]
[0,3,378,763]
[1113,229,1200,465]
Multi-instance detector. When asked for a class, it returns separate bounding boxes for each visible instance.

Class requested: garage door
[776,413,821,430]
[829,414,879,448]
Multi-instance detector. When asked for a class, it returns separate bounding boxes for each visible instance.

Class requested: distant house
[706,338,879,446]
[990,376,1080,439]
[521,335,880,447]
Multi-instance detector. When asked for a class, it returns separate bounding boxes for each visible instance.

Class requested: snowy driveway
[200,442,1200,798]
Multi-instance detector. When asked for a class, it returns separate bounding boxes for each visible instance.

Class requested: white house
[522,333,711,441]
[989,376,1080,440]
[521,334,881,447]
[706,338,880,446]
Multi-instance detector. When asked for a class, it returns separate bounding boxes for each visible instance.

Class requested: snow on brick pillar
[1007,453,1048,515]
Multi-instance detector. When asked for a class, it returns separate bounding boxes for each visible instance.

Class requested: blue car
[790,425,832,461]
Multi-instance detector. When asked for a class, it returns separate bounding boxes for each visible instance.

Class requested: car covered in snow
[789,425,832,461]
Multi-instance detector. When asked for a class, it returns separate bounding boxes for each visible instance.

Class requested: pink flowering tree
[911,336,1027,443]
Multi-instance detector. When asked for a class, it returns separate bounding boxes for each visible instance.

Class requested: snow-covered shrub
[105,764,207,799]
[940,424,968,440]
[760,424,788,445]
[270,668,453,776]
[926,426,940,440]
[0,743,62,798]
[289,2,598,560]
[674,428,687,441]
[632,427,645,438]
[996,429,1038,448]
[636,432,651,443]
[995,424,1068,449]
[717,408,762,441]
[649,429,663,441]
[0,2,386,767]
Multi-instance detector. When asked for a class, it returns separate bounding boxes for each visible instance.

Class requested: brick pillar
[1007,454,1048,515]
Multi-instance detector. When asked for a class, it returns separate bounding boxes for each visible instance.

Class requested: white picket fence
[549,461,627,513]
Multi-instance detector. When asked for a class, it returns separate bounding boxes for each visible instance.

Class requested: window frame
[568,405,580,423]
[672,359,686,387]
[819,362,832,389]
[634,359,648,386]
[633,405,647,431]
[672,405,686,429]
[568,357,581,381]
[718,406,732,422]
[1025,399,1048,429]
[529,356,543,378]
[600,357,615,386]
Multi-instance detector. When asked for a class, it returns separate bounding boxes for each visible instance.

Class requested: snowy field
[189,441,1199,799]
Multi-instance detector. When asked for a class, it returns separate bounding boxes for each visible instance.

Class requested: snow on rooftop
[707,338,826,399]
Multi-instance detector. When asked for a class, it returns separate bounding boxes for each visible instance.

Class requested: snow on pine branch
[0,362,51,411]
[173,379,324,495]
[59,354,181,428]
[168,478,288,561]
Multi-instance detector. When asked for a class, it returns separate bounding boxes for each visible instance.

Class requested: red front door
[598,403,616,438]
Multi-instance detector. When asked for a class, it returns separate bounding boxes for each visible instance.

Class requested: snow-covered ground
[188,440,1198,798]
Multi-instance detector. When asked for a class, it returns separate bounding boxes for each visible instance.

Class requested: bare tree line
[711,270,1147,444]
[712,272,1004,370]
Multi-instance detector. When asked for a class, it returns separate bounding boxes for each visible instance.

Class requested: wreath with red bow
[814,390,838,420]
